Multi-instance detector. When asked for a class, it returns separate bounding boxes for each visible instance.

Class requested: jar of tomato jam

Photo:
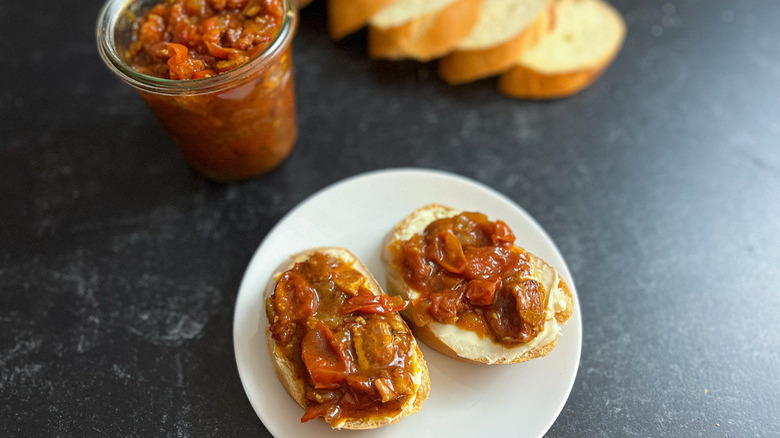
[97,0,298,181]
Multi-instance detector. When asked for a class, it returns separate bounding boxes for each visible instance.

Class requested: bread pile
[299,0,625,98]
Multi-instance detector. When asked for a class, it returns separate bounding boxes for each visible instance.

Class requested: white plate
[233,168,582,438]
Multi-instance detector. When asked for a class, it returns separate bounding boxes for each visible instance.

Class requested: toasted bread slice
[498,0,626,99]
[367,0,482,61]
[265,248,429,429]
[382,205,574,365]
[327,0,400,40]
[438,0,552,84]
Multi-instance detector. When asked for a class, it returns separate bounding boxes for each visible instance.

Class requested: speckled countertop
[1,0,779,436]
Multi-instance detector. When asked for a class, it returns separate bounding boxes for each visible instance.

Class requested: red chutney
[389,212,549,346]
[124,0,296,180]
[127,0,284,80]
[266,252,417,426]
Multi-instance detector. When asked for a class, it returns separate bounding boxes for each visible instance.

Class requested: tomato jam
[103,0,297,180]
[127,0,284,80]
[389,212,549,346]
[266,252,418,426]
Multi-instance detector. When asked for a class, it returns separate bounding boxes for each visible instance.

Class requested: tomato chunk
[463,245,512,279]
[490,220,515,244]
[401,234,431,287]
[428,290,463,321]
[340,288,408,315]
[301,319,351,389]
[512,279,546,329]
[300,402,332,423]
[274,271,318,322]
[465,277,501,306]
[166,43,205,80]
[428,231,467,274]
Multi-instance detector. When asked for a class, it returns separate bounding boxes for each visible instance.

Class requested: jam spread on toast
[390,212,548,346]
[267,252,417,426]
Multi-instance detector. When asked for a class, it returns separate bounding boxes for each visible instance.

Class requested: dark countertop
[2,0,779,436]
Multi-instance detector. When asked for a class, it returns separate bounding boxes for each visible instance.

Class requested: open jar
[97,0,298,181]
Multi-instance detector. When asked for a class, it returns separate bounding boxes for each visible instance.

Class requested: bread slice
[367,0,482,61]
[499,0,626,99]
[438,0,553,84]
[382,205,574,365]
[326,0,400,40]
[265,248,430,429]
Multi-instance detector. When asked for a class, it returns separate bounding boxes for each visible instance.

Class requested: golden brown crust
[382,204,574,365]
[498,63,608,99]
[264,247,429,429]
[296,0,316,8]
[267,339,306,409]
[367,0,482,61]
[327,0,399,40]
[497,0,626,99]
[438,4,552,85]
[555,277,575,325]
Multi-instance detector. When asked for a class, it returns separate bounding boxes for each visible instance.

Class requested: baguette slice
[498,0,626,99]
[327,0,400,40]
[368,0,482,61]
[438,0,553,85]
[265,248,430,429]
[382,205,574,365]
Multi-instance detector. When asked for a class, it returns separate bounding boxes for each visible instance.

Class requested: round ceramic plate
[233,168,582,438]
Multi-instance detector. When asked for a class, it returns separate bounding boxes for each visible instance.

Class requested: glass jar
[96,0,298,181]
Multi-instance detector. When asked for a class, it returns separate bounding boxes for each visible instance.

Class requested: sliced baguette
[327,0,400,40]
[498,0,626,99]
[438,0,553,84]
[367,0,483,61]
[265,248,429,429]
[382,205,574,365]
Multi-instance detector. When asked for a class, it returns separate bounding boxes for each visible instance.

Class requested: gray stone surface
[1,0,779,436]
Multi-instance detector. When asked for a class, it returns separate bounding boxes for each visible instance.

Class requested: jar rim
[96,0,297,95]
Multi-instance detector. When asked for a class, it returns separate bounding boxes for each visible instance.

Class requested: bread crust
[382,204,574,365]
[498,0,626,99]
[264,247,430,429]
[367,0,482,61]
[327,0,399,40]
[498,59,608,99]
[438,2,552,85]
